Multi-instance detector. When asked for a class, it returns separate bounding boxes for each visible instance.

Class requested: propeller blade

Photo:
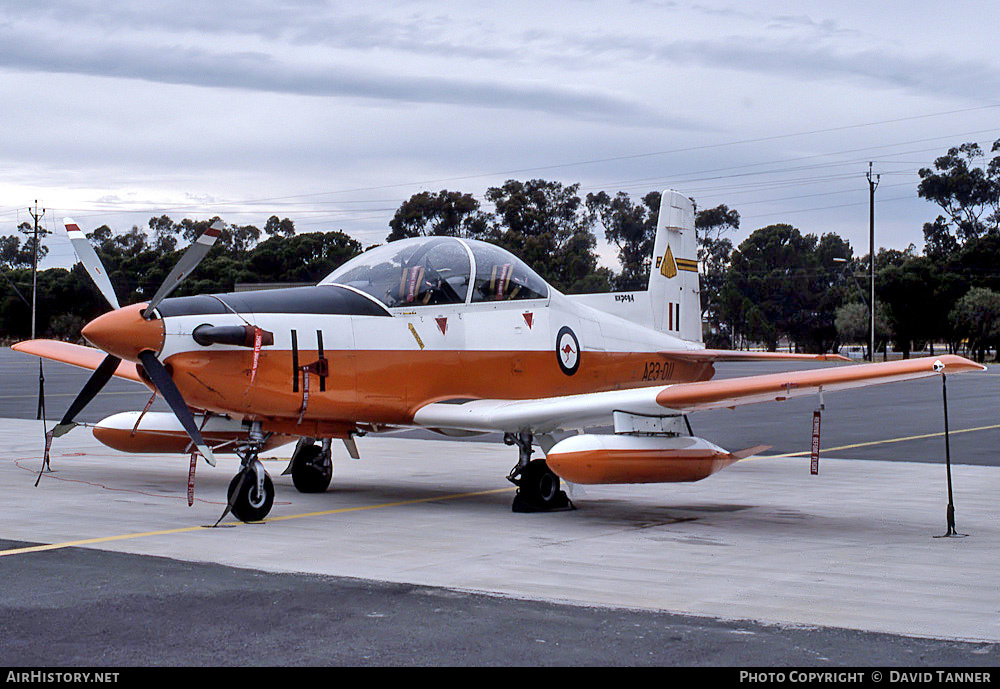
[143,220,224,318]
[65,218,120,311]
[137,351,216,467]
[51,353,122,438]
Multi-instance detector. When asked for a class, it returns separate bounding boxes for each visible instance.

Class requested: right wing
[413,355,984,434]
[12,340,144,384]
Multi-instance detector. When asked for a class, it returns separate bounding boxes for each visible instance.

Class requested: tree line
[1,139,999,360]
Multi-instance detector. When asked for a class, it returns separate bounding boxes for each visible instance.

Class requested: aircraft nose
[81,303,165,362]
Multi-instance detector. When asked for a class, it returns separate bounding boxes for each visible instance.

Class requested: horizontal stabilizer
[665,349,850,363]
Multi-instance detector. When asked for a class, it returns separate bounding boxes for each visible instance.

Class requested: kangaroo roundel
[556,326,580,376]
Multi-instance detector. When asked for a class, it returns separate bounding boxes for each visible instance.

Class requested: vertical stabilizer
[649,191,701,343]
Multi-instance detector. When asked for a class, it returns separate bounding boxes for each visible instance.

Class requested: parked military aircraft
[14,191,984,521]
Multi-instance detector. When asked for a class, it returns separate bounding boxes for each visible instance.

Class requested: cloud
[0,20,689,129]
[0,0,521,61]
[559,31,1000,103]
[0,1,995,260]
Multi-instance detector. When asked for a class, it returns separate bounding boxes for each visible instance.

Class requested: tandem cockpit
[321,236,549,309]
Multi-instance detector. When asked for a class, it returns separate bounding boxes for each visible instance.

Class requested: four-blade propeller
[51,218,224,467]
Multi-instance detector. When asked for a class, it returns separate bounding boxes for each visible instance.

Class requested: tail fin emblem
[659,244,677,279]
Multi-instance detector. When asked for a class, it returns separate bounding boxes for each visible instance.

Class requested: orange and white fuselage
[80,283,715,436]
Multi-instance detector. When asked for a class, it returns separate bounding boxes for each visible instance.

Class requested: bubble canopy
[321,236,549,308]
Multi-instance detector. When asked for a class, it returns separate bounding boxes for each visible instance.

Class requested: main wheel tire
[516,459,567,509]
[290,444,332,494]
[228,471,275,522]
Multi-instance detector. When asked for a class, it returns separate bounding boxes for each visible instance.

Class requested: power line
[740,193,915,222]
[14,109,1000,260]
[588,129,1000,195]
[29,111,1000,223]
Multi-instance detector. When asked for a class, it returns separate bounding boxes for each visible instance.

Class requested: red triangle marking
[523,312,533,329]
[435,317,448,335]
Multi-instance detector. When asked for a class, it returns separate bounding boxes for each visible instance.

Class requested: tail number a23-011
[642,359,675,382]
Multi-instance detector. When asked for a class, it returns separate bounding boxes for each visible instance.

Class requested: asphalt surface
[0,347,172,423]
[3,539,997,667]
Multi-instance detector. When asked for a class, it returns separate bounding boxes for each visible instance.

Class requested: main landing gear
[282,437,333,494]
[506,431,573,513]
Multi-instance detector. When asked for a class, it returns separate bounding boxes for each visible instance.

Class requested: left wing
[413,355,984,434]
[12,340,143,384]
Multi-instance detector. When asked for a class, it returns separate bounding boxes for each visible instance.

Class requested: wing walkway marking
[0,487,514,559]
[760,423,1000,459]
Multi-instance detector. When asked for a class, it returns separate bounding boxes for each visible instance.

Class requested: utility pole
[23,201,49,420]
[23,201,49,339]
[867,163,879,362]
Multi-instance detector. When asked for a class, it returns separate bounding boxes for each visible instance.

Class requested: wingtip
[11,338,53,353]
[934,354,989,374]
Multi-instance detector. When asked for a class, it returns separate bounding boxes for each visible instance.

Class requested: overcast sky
[2,0,998,271]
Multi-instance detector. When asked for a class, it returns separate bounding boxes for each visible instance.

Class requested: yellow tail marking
[660,245,677,279]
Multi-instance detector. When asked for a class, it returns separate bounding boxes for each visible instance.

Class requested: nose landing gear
[226,462,274,522]
[215,421,276,525]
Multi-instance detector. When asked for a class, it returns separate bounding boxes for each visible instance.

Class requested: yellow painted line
[759,423,1000,459]
[0,526,208,557]
[0,486,514,559]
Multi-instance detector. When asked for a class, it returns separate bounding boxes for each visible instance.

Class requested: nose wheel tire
[227,472,275,522]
